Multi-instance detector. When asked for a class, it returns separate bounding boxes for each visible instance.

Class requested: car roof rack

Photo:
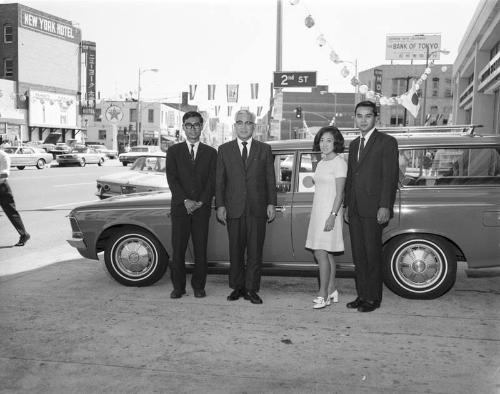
[338,124,482,137]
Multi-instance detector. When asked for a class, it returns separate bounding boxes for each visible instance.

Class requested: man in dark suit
[216,109,277,304]
[344,101,399,312]
[166,111,217,299]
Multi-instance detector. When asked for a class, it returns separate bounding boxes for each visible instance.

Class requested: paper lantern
[366,90,375,99]
[329,50,340,63]
[316,34,326,47]
[424,67,432,75]
[350,76,359,87]
[421,74,428,81]
[379,97,388,106]
[19,94,27,102]
[289,0,299,4]
[340,66,350,78]
[304,15,315,28]
[358,84,368,94]
[441,66,448,72]
[414,83,420,91]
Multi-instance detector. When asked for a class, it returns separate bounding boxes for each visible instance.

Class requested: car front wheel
[382,235,457,299]
[36,159,46,169]
[104,227,168,286]
[97,158,104,166]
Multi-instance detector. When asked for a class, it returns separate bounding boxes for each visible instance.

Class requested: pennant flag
[226,84,239,103]
[400,81,420,118]
[189,84,197,100]
[208,84,216,100]
[250,83,259,100]
[256,106,263,117]
[227,106,233,117]
[209,118,218,132]
[214,105,220,117]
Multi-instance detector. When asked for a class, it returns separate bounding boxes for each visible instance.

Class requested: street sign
[273,71,317,88]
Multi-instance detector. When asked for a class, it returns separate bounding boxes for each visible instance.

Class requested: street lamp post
[421,48,449,125]
[136,67,159,145]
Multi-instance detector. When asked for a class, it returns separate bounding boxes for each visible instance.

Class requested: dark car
[67,126,500,299]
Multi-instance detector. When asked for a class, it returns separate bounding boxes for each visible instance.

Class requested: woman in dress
[305,126,347,309]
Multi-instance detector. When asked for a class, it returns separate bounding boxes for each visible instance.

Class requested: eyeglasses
[184,122,202,130]
[235,120,255,127]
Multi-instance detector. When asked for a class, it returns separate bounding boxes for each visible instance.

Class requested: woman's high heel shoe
[329,290,339,303]
[313,296,329,309]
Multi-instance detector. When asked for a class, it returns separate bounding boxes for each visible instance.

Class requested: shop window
[148,109,154,123]
[3,58,13,77]
[98,130,106,140]
[129,108,137,123]
[94,108,102,122]
[3,24,13,43]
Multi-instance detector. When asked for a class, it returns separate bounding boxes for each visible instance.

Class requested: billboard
[29,89,78,129]
[81,41,97,114]
[386,34,442,61]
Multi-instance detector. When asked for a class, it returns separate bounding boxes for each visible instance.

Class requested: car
[88,144,118,160]
[67,126,500,299]
[56,147,106,167]
[118,145,161,166]
[2,146,53,169]
[48,143,72,159]
[96,154,168,199]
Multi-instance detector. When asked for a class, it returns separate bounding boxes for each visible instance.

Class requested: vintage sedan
[2,146,53,169]
[57,147,105,167]
[96,154,168,199]
[67,127,500,299]
[119,145,161,166]
[88,144,118,159]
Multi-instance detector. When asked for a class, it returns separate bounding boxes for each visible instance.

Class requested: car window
[3,147,17,154]
[131,147,148,152]
[73,147,88,153]
[274,153,294,193]
[399,147,500,186]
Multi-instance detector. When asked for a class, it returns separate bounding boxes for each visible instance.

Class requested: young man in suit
[215,109,277,304]
[344,101,399,312]
[166,111,217,299]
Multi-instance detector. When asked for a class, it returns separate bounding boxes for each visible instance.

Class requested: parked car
[48,143,72,159]
[88,144,118,160]
[2,146,53,169]
[56,147,105,167]
[96,154,168,199]
[67,127,500,299]
[119,145,161,166]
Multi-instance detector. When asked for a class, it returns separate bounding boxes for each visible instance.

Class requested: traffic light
[295,106,302,119]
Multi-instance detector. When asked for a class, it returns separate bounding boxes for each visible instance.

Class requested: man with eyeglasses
[166,111,217,299]
[216,109,277,304]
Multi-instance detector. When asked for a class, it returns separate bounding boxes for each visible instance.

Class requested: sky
[2,0,481,116]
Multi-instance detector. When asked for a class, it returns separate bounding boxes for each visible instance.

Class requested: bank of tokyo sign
[386,34,442,61]
[20,9,80,43]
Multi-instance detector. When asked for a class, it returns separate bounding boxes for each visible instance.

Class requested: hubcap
[113,237,156,278]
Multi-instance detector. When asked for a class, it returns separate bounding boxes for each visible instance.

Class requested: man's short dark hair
[182,111,203,124]
[313,126,345,153]
[354,100,378,117]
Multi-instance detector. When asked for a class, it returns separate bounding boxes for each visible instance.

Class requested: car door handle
[276,206,286,212]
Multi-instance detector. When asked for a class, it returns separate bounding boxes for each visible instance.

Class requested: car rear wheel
[36,159,46,169]
[104,227,168,286]
[97,158,104,166]
[16,166,25,170]
[79,158,86,167]
[382,235,457,299]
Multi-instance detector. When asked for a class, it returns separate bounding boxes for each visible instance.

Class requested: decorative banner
[257,106,263,117]
[250,83,259,100]
[304,15,315,28]
[208,84,216,100]
[189,84,197,101]
[227,106,233,117]
[400,81,420,118]
[214,105,220,117]
[226,84,239,103]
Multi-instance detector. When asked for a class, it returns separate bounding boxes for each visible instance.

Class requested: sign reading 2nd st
[273,71,317,88]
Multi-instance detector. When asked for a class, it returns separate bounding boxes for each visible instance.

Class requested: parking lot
[0,257,498,393]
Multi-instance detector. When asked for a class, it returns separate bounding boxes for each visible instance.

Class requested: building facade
[452,0,500,135]
[0,3,84,144]
[359,64,453,127]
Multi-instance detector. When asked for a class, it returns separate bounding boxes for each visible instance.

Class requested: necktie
[358,137,365,161]
[190,144,195,161]
[241,141,248,164]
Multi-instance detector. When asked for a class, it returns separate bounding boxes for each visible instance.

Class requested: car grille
[121,185,137,194]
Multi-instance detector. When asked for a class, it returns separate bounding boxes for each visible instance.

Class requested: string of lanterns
[288,0,440,109]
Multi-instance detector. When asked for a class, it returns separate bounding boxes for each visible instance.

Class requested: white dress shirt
[237,137,253,156]
[0,149,11,183]
[185,140,200,159]
[358,128,375,160]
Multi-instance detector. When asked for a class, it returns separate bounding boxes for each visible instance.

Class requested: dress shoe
[346,297,363,309]
[170,289,185,299]
[227,289,243,301]
[15,233,30,247]
[329,290,339,303]
[244,291,263,304]
[312,296,329,309]
[193,289,206,298]
[357,300,380,313]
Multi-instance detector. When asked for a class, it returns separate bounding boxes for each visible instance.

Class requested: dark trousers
[349,203,383,303]
[170,212,210,292]
[0,181,27,237]
[227,214,266,292]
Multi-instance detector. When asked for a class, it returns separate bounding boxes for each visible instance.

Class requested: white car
[118,145,161,166]
[2,146,53,169]
[96,154,168,199]
[88,144,118,159]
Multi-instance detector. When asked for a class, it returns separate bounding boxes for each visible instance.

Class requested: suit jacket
[345,129,399,218]
[166,141,217,217]
[215,139,277,219]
